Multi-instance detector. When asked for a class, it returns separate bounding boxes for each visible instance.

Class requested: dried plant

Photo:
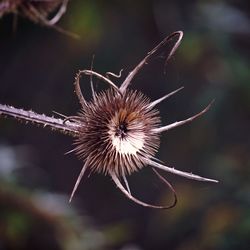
[0,0,77,38]
[0,31,218,209]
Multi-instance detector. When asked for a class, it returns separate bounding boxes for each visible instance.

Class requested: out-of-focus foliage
[0,146,108,250]
[0,0,249,249]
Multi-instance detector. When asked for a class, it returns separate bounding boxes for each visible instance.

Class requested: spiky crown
[73,89,161,177]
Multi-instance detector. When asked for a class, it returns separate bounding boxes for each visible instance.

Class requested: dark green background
[0,0,249,249]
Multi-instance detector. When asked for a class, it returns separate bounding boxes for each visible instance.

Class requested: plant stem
[0,104,80,136]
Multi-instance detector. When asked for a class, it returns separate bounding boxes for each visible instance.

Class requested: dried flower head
[0,0,77,37]
[0,31,218,209]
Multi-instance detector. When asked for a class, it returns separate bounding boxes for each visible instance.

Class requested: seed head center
[115,122,128,139]
[108,109,145,156]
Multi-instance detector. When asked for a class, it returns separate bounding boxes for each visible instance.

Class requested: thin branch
[78,70,122,95]
[74,70,89,108]
[0,104,80,137]
[120,31,183,93]
[111,172,177,209]
[152,100,214,134]
[106,69,123,79]
[69,159,89,202]
[90,55,97,101]
[145,157,218,183]
[21,2,79,39]
[47,0,69,25]
[152,168,177,208]
[52,110,67,118]
[147,86,184,109]
[122,173,131,194]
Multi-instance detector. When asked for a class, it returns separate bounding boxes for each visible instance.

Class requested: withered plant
[0,0,77,37]
[0,31,218,209]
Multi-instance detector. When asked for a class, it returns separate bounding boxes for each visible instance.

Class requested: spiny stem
[152,100,214,134]
[0,104,80,137]
[146,158,218,183]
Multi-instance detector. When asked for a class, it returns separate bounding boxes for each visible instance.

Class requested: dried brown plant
[0,31,218,209]
[0,0,77,37]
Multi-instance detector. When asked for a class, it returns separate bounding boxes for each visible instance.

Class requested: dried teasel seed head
[0,0,78,38]
[0,31,218,209]
[67,31,217,207]
[73,89,161,177]
[0,0,63,20]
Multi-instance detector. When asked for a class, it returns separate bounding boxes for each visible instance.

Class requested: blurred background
[0,0,249,249]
